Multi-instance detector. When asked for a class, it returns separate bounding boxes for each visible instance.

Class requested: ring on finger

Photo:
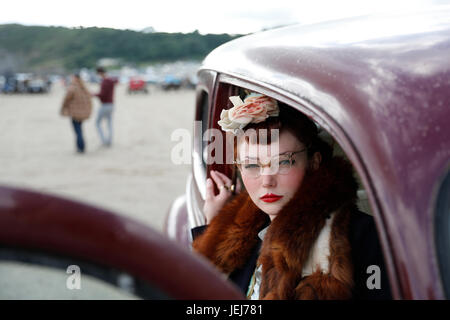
[220,185,235,192]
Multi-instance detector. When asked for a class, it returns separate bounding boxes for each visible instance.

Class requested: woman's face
[238,130,316,221]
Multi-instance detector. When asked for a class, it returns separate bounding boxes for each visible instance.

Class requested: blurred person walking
[60,73,92,153]
[93,67,116,147]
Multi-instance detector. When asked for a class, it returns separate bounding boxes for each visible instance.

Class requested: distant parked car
[164,8,450,300]
[1,75,24,93]
[27,77,50,93]
[161,75,181,91]
[1,74,50,94]
[181,74,198,90]
[1,75,16,93]
[128,77,149,94]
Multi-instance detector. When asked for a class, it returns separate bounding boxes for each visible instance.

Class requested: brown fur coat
[193,156,359,300]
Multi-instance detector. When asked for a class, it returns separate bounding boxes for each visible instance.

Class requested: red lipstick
[260,193,283,203]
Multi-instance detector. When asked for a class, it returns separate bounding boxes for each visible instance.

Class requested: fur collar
[193,156,358,299]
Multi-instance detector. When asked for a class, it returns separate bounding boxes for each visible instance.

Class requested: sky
[0,0,443,34]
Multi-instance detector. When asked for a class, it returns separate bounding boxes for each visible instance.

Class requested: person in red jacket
[94,67,116,147]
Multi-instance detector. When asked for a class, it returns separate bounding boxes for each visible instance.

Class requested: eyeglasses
[234,149,307,178]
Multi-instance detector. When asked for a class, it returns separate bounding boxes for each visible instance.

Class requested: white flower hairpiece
[218,94,279,134]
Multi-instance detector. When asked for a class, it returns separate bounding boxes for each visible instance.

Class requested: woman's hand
[203,170,234,224]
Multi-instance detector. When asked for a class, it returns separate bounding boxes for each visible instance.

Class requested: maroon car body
[0,186,243,299]
[165,8,450,299]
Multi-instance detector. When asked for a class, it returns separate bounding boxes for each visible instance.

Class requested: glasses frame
[234,149,307,178]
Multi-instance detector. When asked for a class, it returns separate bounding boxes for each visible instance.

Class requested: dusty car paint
[0,186,244,299]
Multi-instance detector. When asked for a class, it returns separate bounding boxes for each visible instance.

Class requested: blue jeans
[96,103,113,146]
[71,119,85,152]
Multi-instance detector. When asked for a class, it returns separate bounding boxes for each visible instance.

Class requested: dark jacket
[96,77,116,103]
[192,157,392,300]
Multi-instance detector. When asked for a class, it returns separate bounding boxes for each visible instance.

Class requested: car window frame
[434,165,450,298]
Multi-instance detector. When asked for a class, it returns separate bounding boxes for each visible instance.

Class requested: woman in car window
[192,93,392,300]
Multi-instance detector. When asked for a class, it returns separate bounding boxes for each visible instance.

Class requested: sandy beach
[0,82,194,231]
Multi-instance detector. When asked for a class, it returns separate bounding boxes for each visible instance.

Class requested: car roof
[200,7,450,211]
[201,8,450,91]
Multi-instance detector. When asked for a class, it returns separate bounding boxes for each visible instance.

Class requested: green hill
[0,24,243,72]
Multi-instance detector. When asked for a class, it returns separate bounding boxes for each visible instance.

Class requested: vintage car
[128,77,149,94]
[164,8,450,300]
[0,73,50,94]
[0,186,243,299]
[161,75,182,91]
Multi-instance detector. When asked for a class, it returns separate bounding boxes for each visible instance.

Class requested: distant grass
[0,24,243,72]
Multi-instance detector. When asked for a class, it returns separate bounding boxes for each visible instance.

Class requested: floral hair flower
[218,94,279,134]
